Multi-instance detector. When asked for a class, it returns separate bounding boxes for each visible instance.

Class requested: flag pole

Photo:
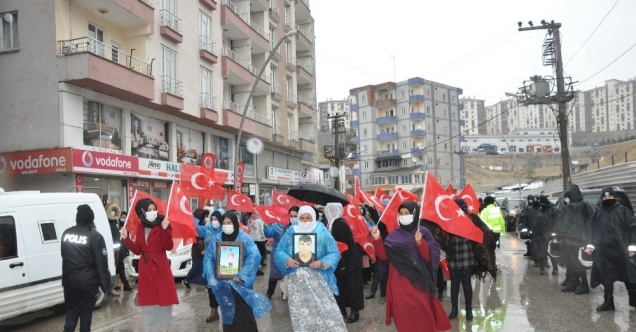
[166,181,175,216]
[417,171,428,231]
[124,190,138,229]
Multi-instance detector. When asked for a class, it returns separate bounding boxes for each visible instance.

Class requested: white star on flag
[241,199,246,203]
[467,205,475,212]
[457,209,465,217]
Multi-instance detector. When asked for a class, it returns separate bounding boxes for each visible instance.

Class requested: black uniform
[519,195,539,257]
[532,196,559,275]
[61,205,112,332]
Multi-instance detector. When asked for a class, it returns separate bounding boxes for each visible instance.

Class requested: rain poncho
[531,200,559,261]
[324,202,344,231]
[263,222,286,280]
[554,185,595,273]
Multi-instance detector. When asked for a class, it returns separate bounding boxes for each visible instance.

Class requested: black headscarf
[221,211,240,241]
[135,198,164,228]
[398,202,420,233]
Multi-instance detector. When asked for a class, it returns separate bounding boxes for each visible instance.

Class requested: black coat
[553,185,595,271]
[585,202,636,288]
[519,205,540,231]
[331,219,365,311]
[531,204,559,260]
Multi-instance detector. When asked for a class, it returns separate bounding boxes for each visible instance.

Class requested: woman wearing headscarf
[371,202,451,332]
[274,206,346,331]
[325,203,365,323]
[203,211,272,332]
[120,198,178,332]
[248,212,267,276]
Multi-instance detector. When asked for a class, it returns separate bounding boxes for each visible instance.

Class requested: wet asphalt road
[2,233,636,332]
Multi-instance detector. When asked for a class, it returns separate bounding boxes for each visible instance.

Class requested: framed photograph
[216,241,244,280]
[292,233,318,267]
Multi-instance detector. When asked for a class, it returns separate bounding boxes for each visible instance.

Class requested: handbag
[518,228,531,240]
[578,247,593,268]
[547,239,560,258]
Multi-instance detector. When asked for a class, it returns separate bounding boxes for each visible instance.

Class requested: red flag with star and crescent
[166,182,198,250]
[374,187,389,202]
[342,203,376,261]
[420,171,483,243]
[358,189,386,213]
[255,205,290,226]
[445,183,456,196]
[345,193,364,206]
[272,190,302,210]
[180,164,225,199]
[124,190,167,242]
[201,153,217,172]
[379,188,419,233]
[456,184,480,215]
[227,190,254,213]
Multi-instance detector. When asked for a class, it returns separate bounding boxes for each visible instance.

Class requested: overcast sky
[311,0,636,105]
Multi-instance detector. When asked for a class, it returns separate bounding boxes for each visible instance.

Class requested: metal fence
[59,37,152,77]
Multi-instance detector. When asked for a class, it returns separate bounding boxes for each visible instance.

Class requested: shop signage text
[0,148,72,175]
[72,149,139,176]
[266,166,300,182]
[138,157,233,185]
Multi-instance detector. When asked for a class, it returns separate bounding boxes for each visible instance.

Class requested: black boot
[340,308,347,319]
[123,282,133,292]
[465,307,473,321]
[347,311,360,324]
[627,284,636,307]
[365,275,379,300]
[574,275,589,295]
[266,280,277,299]
[437,290,445,301]
[561,277,571,287]
[561,278,579,292]
[448,306,458,319]
[596,294,615,311]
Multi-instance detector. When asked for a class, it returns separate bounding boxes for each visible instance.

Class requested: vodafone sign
[72,149,139,176]
[0,148,72,175]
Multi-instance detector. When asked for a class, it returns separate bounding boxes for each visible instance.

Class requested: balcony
[375,98,397,108]
[408,77,425,85]
[248,20,270,54]
[459,119,466,126]
[409,112,426,120]
[351,120,359,127]
[161,76,184,111]
[411,129,427,137]
[300,137,315,153]
[300,131,316,142]
[199,35,218,64]
[221,46,270,95]
[459,104,464,111]
[287,91,297,108]
[76,0,154,29]
[220,0,251,41]
[296,25,314,51]
[350,103,359,111]
[251,0,269,12]
[58,37,154,105]
[200,93,218,124]
[298,95,313,118]
[296,60,313,85]
[272,124,284,144]
[271,82,283,101]
[376,116,397,125]
[285,55,296,72]
[352,168,361,177]
[295,0,311,21]
[376,132,398,141]
[377,149,400,158]
[460,135,466,141]
[409,94,425,103]
[284,16,294,32]
[223,100,272,139]
[268,0,280,23]
[199,0,217,10]
[160,9,182,43]
[352,136,360,143]
[289,130,299,148]
[270,41,282,62]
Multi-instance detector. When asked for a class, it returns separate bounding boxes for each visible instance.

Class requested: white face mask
[211,219,220,229]
[290,217,299,223]
[398,214,414,226]
[295,220,317,233]
[564,198,570,204]
[145,210,158,222]
[222,225,234,235]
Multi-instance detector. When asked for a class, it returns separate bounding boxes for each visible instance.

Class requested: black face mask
[532,202,540,207]
[602,199,616,208]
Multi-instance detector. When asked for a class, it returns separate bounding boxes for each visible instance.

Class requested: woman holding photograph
[274,206,347,331]
[203,211,272,332]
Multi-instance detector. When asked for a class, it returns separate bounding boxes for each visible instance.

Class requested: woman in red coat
[371,202,451,332]
[121,198,179,332]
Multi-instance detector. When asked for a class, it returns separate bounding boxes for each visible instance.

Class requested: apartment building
[573,78,636,133]
[0,0,317,209]
[317,98,351,130]
[459,97,486,135]
[349,77,464,193]
[484,99,512,135]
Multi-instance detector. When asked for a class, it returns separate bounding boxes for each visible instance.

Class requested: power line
[575,41,636,87]
[315,52,392,81]
[564,0,621,67]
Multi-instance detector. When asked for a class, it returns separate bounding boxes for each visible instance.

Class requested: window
[200,11,211,39]
[402,141,407,149]
[0,11,18,52]
[111,41,121,64]
[362,111,367,120]
[401,107,406,115]
[38,221,58,243]
[362,94,367,102]
[442,94,446,101]
[403,159,408,166]
[400,90,405,98]
[325,172,329,180]
[0,216,17,260]
[364,161,369,169]
[362,128,368,137]
[401,125,406,132]
[201,67,213,108]
[363,145,368,152]
[426,106,431,114]
[88,23,106,57]
[414,174,421,183]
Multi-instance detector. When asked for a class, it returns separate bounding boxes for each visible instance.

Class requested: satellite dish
[417,125,422,129]
[418,143,423,149]
[411,157,417,163]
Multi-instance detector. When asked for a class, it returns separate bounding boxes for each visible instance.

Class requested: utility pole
[518,20,574,192]
[325,113,347,191]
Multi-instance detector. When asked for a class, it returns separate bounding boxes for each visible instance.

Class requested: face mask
[290,217,299,223]
[211,219,220,228]
[398,215,413,226]
[204,217,210,225]
[145,210,158,222]
[602,199,616,208]
[120,218,126,223]
[360,208,365,214]
[564,198,570,204]
[222,225,234,235]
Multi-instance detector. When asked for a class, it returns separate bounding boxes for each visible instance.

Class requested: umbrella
[287,183,349,206]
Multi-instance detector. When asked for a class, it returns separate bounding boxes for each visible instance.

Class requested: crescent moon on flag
[230,194,241,206]
[276,195,287,205]
[265,210,277,220]
[179,196,192,215]
[434,195,453,221]
[345,204,356,218]
[190,172,206,190]
[203,156,214,169]
[462,194,475,211]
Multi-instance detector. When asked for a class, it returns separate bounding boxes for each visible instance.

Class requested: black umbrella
[287,183,349,206]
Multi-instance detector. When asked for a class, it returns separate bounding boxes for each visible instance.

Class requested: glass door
[88,23,106,57]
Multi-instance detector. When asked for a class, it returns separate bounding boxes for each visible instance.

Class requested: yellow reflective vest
[480,204,506,234]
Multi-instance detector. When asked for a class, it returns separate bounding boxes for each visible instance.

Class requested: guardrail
[199,35,217,55]
[160,9,182,33]
[59,37,152,77]
[162,75,183,97]
[223,99,271,126]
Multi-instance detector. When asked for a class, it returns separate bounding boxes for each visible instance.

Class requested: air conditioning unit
[61,43,77,54]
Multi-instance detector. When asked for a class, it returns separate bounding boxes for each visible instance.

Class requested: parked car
[499,197,526,232]
[553,187,633,213]
[126,242,192,279]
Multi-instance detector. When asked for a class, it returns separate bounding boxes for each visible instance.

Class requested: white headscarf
[294,205,317,233]
[324,202,343,231]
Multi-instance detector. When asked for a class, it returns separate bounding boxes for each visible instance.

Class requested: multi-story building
[573,78,636,132]
[349,77,464,192]
[317,98,351,130]
[0,0,317,209]
[507,103,558,133]
[459,97,486,135]
[485,99,512,135]
[460,128,568,153]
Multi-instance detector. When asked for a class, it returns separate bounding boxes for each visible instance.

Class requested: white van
[126,242,192,279]
[0,191,117,321]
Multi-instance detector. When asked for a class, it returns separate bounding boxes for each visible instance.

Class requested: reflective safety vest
[480,204,506,234]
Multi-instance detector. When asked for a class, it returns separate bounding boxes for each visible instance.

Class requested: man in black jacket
[61,204,112,332]
[519,195,539,257]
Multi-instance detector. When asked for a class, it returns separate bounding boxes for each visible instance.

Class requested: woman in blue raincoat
[274,206,347,331]
[264,220,288,298]
[203,211,272,332]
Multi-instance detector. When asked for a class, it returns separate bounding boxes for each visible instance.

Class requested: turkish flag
[272,190,302,210]
[214,170,229,185]
[345,193,364,206]
[227,190,254,213]
[180,164,226,204]
[375,187,389,203]
[445,183,456,196]
[419,171,483,243]
[255,205,290,226]
[379,188,419,233]
[359,189,386,213]
[166,182,198,250]
[201,153,217,171]
[456,184,480,214]
[342,204,375,261]
[124,190,167,242]
[236,162,245,191]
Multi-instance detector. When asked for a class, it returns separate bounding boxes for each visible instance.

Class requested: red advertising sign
[72,149,139,176]
[128,178,134,206]
[75,174,84,193]
[0,148,72,175]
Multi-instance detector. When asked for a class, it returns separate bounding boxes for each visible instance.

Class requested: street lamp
[233,29,297,192]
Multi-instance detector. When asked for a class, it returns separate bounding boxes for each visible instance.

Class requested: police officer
[61,204,112,332]
[480,196,506,248]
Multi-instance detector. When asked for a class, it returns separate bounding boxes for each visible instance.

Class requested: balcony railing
[162,75,183,97]
[223,0,269,41]
[286,55,296,70]
[222,46,261,77]
[376,132,398,141]
[301,0,310,8]
[223,100,271,125]
[409,112,426,120]
[273,123,283,135]
[199,35,217,56]
[351,120,359,127]
[300,131,315,142]
[160,9,182,34]
[376,116,397,124]
[250,21,270,41]
[411,129,427,137]
[271,82,282,99]
[268,1,280,21]
[59,37,152,77]
[201,93,216,109]
[296,25,314,43]
[297,60,313,75]
[297,95,314,108]
[287,91,297,104]
[289,129,298,141]
[284,16,294,31]
[377,149,400,157]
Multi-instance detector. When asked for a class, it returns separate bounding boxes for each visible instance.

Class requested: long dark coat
[554,185,595,272]
[331,219,364,311]
[531,204,559,261]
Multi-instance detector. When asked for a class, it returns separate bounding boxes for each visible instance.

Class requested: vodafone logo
[82,151,94,167]
[72,149,138,175]
[81,151,132,169]
[0,156,6,174]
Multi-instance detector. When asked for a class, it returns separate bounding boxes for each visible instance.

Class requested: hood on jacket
[566,184,583,202]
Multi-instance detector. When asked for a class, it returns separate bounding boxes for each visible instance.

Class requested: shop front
[0,148,73,192]
[259,167,300,205]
